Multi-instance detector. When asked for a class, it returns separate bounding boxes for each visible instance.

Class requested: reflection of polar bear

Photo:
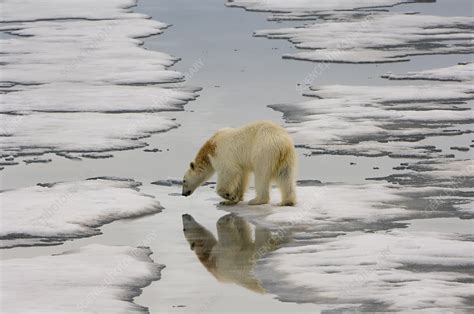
[182,213,280,293]
[181,121,297,206]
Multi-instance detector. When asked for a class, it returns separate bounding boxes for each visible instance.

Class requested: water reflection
[182,213,281,293]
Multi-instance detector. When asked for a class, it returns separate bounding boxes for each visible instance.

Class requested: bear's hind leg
[276,165,297,206]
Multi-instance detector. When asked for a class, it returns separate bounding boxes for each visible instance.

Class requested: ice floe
[383,63,474,82]
[369,159,474,189]
[256,230,473,312]
[0,178,162,248]
[0,0,198,165]
[0,18,182,85]
[228,184,471,233]
[254,14,473,63]
[150,180,472,310]
[152,172,472,237]
[0,83,198,113]
[226,0,419,16]
[229,0,474,63]
[0,112,178,158]
[0,244,163,313]
[271,83,473,158]
[1,0,144,21]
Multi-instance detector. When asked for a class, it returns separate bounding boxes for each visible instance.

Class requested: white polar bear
[182,120,297,206]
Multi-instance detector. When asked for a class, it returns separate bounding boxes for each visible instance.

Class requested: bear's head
[182,161,211,196]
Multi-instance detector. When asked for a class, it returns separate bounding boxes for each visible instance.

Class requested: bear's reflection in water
[182,213,281,293]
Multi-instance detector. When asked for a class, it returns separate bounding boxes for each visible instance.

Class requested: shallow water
[1,0,473,312]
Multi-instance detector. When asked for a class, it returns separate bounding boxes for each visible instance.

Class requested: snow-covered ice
[256,230,473,312]
[0,0,198,166]
[228,0,474,63]
[1,0,144,21]
[383,63,474,82]
[223,182,471,232]
[146,180,473,311]
[0,83,198,113]
[0,18,182,85]
[370,159,474,191]
[0,112,178,158]
[0,244,164,313]
[254,14,473,63]
[0,178,162,248]
[271,83,473,157]
[226,0,419,16]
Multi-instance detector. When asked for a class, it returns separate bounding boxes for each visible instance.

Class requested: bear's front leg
[219,199,239,206]
[216,170,241,206]
[237,171,250,201]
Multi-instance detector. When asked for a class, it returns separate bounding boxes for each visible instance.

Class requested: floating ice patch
[369,159,474,189]
[1,0,144,21]
[0,83,198,113]
[271,83,473,158]
[254,14,473,63]
[234,185,471,233]
[148,182,472,310]
[0,244,164,313]
[151,178,470,234]
[0,0,199,165]
[0,112,178,158]
[0,178,162,248]
[226,0,420,17]
[0,18,182,85]
[256,230,473,312]
[383,63,474,82]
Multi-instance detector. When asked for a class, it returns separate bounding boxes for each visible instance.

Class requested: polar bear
[182,120,297,206]
[182,213,281,293]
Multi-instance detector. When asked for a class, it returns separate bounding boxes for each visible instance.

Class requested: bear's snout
[182,187,192,197]
[182,213,192,221]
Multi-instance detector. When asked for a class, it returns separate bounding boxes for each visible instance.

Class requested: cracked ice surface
[0,244,164,313]
[0,178,162,248]
[0,0,198,163]
[270,82,473,158]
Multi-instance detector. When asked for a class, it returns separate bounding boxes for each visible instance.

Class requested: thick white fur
[183,120,297,206]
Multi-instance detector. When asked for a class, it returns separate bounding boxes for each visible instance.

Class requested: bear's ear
[190,162,195,170]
